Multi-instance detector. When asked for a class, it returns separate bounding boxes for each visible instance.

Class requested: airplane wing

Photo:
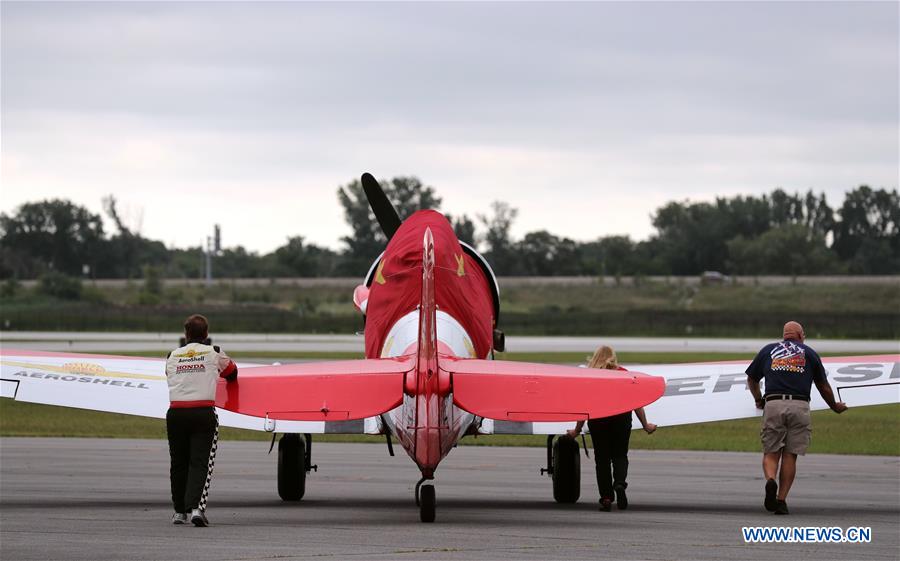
[445,357,666,422]
[0,349,410,434]
[476,354,899,435]
[628,354,898,428]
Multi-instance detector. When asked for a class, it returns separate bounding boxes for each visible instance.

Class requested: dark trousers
[588,412,633,499]
[166,407,218,513]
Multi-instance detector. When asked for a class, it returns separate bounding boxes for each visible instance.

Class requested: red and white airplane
[2,174,897,522]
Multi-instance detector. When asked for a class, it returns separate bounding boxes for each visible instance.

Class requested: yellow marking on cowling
[2,360,165,381]
[381,335,395,357]
[455,254,465,277]
[463,337,477,358]
[374,260,387,285]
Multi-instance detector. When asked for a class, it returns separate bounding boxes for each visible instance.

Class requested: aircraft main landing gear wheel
[552,435,581,504]
[277,434,307,501]
[419,484,436,523]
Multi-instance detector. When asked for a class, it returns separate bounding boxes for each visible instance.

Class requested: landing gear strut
[415,476,436,523]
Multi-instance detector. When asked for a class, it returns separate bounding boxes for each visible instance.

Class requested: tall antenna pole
[204,224,221,287]
[205,236,213,286]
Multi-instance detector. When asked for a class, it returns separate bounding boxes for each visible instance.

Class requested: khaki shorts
[760,398,812,455]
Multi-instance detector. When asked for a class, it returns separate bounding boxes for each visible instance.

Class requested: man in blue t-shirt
[746,321,847,515]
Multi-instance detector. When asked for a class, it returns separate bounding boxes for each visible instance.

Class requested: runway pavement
[1,438,897,561]
[2,331,898,354]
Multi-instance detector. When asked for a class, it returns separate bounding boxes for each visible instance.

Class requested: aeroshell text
[12,371,151,389]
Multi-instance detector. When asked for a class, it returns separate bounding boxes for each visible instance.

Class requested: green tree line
[1,180,897,281]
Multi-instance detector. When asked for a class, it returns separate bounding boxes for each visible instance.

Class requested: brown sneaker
[599,497,612,512]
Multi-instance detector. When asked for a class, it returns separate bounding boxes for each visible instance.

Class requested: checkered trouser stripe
[198,413,219,512]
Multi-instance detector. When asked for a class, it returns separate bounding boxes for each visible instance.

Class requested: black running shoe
[599,498,612,512]
[764,479,778,512]
[614,484,628,510]
[774,500,789,515]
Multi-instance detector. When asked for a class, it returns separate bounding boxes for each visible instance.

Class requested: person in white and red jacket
[165,314,237,527]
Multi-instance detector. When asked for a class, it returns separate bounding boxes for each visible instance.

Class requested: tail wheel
[419,484,436,523]
[552,436,581,503]
[277,434,307,501]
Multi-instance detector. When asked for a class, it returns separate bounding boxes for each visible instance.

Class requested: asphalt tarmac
[1,439,897,561]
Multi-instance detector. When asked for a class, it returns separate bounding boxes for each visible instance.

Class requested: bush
[1,278,20,299]
[142,266,162,295]
[37,272,83,300]
[81,286,108,304]
[137,291,161,305]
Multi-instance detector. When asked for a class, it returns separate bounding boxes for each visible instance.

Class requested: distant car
[700,271,731,285]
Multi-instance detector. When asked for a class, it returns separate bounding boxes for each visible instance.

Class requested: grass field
[15,278,897,314]
[2,352,897,455]
[2,400,896,456]
[3,279,898,337]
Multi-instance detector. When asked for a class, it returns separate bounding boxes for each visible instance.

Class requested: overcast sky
[2,1,897,254]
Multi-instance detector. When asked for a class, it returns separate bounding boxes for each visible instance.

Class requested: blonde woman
[567,345,657,511]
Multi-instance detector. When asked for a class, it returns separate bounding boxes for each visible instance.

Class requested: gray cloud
[2,1,897,252]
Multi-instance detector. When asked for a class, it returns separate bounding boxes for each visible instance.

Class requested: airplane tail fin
[417,226,439,382]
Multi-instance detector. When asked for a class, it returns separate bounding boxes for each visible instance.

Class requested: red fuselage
[363,211,495,478]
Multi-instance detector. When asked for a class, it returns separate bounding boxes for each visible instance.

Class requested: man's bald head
[783,321,805,342]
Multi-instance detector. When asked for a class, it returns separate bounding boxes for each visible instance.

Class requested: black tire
[552,436,581,503]
[277,434,307,501]
[420,484,436,523]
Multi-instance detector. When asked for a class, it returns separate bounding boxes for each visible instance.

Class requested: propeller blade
[362,172,402,240]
